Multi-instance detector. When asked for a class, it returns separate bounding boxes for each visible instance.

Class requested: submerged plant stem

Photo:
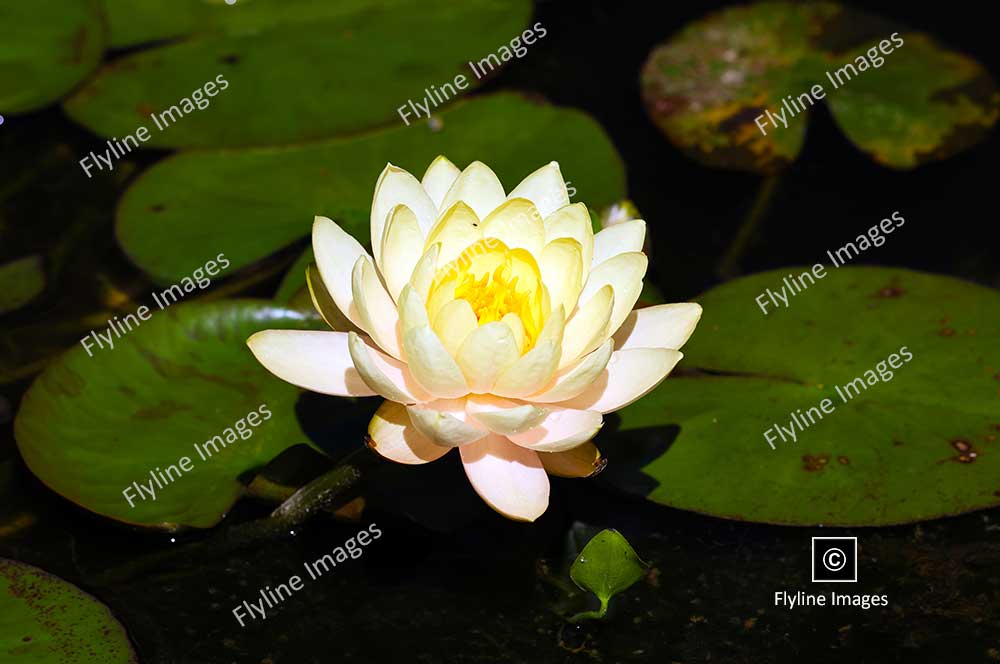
[717,174,781,279]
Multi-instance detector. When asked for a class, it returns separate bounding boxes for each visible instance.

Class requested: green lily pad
[14,299,323,530]
[0,0,105,114]
[66,0,532,148]
[0,256,45,314]
[640,2,998,172]
[570,529,647,621]
[116,93,627,285]
[605,267,1000,526]
[0,559,137,663]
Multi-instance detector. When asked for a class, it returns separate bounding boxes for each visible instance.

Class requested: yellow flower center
[427,239,549,351]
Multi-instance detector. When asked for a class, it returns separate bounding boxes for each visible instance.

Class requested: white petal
[371,163,438,263]
[506,162,570,219]
[508,407,603,452]
[306,264,360,333]
[312,216,366,329]
[424,202,482,267]
[398,284,430,333]
[431,299,478,357]
[502,313,526,354]
[560,284,613,368]
[380,205,425,302]
[538,442,606,478]
[407,399,487,447]
[398,285,469,398]
[530,338,613,403]
[460,434,549,522]
[465,395,547,435]
[439,161,505,219]
[455,321,521,393]
[347,331,430,403]
[351,257,402,359]
[591,219,646,267]
[578,251,647,338]
[544,203,593,272]
[247,330,374,397]
[368,400,450,465]
[539,238,583,317]
[613,302,703,350]
[421,155,461,209]
[492,306,565,398]
[409,244,439,301]
[556,348,683,413]
[480,198,545,259]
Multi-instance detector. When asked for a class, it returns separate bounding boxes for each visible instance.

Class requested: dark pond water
[1,1,998,662]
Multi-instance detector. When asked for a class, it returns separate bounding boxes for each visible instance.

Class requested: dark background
[1,2,997,663]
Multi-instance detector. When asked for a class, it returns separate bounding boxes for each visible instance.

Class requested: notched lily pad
[0,256,45,314]
[603,267,1000,525]
[14,300,323,529]
[116,93,626,284]
[0,559,137,663]
[640,2,998,172]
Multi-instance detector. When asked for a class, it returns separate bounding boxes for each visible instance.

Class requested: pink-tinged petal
[351,257,402,359]
[556,348,683,414]
[460,435,549,522]
[465,395,547,435]
[613,303,703,351]
[530,339,613,403]
[247,330,375,397]
[508,407,603,452]
[591,219,645,267]
[407,399,487,447]
[368,400,450,465]
[538,442,606,478]
[371,163,437,264]
[347,332,430,404]
[312,216,366,329]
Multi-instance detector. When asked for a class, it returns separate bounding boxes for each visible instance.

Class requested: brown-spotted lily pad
[640,2,998,172]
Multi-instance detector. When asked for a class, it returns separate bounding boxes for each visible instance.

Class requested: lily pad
[0,0,105,114]
[66,0,532,148]
[14,300,323,530]
[604,267,1000,526]
[570,529,647,621]
[640,2,998,172]
[0,559,137,663]
[0,256,45,314]
[116,93,626,285]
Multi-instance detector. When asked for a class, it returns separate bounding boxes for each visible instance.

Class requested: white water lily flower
[248,157,701,521]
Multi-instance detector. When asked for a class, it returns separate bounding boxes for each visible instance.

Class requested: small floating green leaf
[0,558,137,663]
[569,529,647,621]
[0,256,45,314]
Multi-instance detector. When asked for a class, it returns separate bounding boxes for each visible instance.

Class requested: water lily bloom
[248,157,701,521]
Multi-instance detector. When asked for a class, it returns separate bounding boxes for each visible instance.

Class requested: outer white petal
[368,400,450,465]
[465,395,547,435]
[530,338,613,403]
[480,198,545,259]
[312,216,366,329]
[421,155,461,209]
[424,201,482,267]
[544,203,593,272]
[508,407,603,453]
[578,251,648,338]
[556,348,683,414]
[371,163,438,263]
[380,205,425,302]
[492,306,565,398]
[407,399,487,448]
[352,257,402,359]
[347,331,430,404]
[613,303,703,350]
[247,330,375,397]
[460,434,549,522]
[560,284,613,369]
[439,161,505,219]
[455,321,521,393]
[506,162,570,219]
[538,442,606,478]
[591,219,646,267]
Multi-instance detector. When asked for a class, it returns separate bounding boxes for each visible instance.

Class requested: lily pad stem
[716,174,781,279]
